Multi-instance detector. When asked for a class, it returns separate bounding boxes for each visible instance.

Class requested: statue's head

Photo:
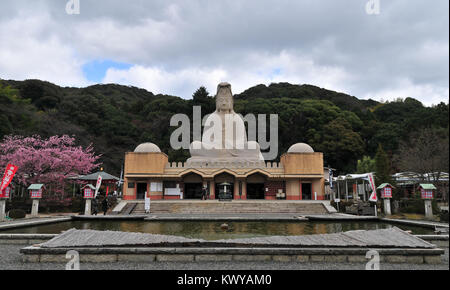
[216,82,233,112]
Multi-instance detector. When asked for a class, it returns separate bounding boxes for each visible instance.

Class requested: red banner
[0,164,18,193]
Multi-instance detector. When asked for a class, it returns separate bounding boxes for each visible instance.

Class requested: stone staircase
[126,201,329,215]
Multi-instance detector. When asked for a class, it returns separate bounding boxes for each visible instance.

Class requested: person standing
[201,186,207,200]
[101,197,108,215]
[144,191,151,214]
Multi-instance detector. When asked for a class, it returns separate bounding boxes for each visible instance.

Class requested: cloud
[102,51,352,98]
[0,10,89,87]
[0,0,448,105]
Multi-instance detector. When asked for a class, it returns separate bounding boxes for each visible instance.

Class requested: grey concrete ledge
[0,217,71,231]
[71,215,147,220]
[20,246,445,256]
[0,234,58,245]
[0,234,58,239]
[144,215,307,222]
[305,214,380,221]
[415,235,449,241]
[20,246,444,264]
[381,218,449,229]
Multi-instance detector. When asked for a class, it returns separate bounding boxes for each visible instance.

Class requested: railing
[165,161,283,169]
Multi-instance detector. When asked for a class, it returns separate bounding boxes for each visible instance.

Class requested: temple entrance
[246,183,265,199]
[302,183,312,200]
[214,172,235,200]
[184,183,203,199]
[136,183,147,200]
[246,173,267,199]
[215,182,234,200]
[183,173,203,199]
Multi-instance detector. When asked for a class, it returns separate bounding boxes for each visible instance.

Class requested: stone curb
[20,246,444,264]
[381,218,449,229]
[0,234,58,245]
[71,215,147,220]
[0,217,71,231]
[20,246,444,256]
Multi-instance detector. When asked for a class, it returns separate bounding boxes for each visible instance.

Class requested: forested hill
[1,79,448,175]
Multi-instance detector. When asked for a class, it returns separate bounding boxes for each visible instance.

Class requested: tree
[192,86,214,113]
[356,156,376,173]
[394,128,449,183]
[0,135,101,195]
[375,144,392,185]
[319,118,365,173]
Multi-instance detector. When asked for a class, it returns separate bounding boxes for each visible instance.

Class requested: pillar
[241,180,247,200]
[31,199,40,217]
[0,199,6,221]
[345,180,348,201]
[234,181,240,200]
[383,198,391,215]
[299,181,302,200]
[84,199,92,216]
[424,200,433,219]
[209,180,215,199]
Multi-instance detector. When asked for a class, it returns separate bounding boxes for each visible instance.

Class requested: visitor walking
[101,197,108,215]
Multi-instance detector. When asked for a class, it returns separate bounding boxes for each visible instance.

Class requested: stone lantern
[82,184,96,215]
[27,184,44,217]
[377,183,395,215]
[418,184,436,219]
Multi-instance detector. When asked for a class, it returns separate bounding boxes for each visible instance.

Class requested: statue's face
[217,94,231,110]
[216,85,233,111]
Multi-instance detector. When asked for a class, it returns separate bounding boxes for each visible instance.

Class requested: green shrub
[399,198,440,215]
[8,209,26,219]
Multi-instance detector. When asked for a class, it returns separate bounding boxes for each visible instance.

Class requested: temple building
[123,83,325,201]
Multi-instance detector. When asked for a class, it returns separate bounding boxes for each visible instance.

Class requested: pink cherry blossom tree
[0,135,101,195]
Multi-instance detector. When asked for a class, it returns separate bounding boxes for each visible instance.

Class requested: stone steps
[129,202,328,215]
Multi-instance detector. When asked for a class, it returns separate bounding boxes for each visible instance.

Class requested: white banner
[94,175,102,198]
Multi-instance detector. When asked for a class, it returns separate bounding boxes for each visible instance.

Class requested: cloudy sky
[0,0,448,105]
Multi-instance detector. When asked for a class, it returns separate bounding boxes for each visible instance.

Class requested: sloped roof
[82,184,96,190]
[75,171,119,181]
[27,184,44,190]
[377,183,395,189]
[419,184,437,190]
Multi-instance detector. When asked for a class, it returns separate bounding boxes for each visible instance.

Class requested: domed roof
[134,143,161,153]
[287,143,314,153]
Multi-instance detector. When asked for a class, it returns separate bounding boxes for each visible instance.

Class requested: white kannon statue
[186,82,264,164]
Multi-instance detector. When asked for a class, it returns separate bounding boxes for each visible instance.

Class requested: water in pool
[1,221,434,240]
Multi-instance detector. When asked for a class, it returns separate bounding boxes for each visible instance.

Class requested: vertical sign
[94,175,102,198]
[0,164,18,197]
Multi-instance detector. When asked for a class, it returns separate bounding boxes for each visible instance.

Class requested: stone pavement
[38,227,435,249]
